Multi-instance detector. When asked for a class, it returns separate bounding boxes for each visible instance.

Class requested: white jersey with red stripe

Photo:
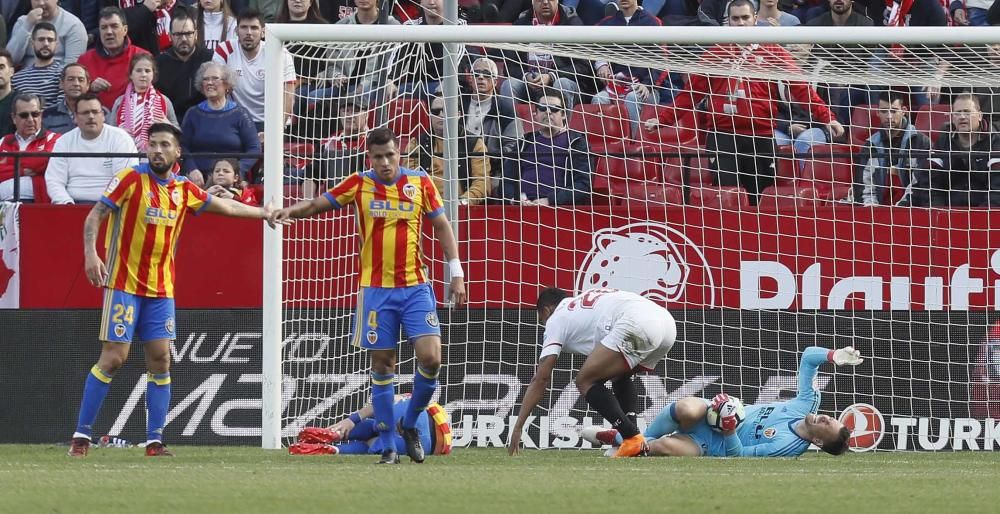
[539,289,676,369]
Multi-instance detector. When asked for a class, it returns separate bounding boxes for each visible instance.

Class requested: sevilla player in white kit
[508,288,676,457]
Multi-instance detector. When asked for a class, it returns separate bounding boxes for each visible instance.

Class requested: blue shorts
[99,288,176,343]
[352,284,440,350]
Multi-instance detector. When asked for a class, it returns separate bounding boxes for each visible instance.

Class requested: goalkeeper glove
[711,393,741,432]
[832,346,863,366]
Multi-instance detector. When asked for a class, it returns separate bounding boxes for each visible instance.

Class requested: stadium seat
[849,104,880,145]
[283,142,315,171]
[384,98,429,141]
[914,103,951,144]
[684,156,714,186]
[799,144,854,200]
[774,145,797,186]
[689,186,750,210]
[661,157,685,185]
[637,104,699,147]
[568,102,630,152]
[515,102,538,134]
[619,182,683,207]
[757,184,821,211]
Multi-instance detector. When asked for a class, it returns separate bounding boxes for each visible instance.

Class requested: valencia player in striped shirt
[270,127,466,464]
[68,123,274,458]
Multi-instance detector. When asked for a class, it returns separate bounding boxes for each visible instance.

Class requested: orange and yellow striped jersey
[99,163,211,298]
[323,167,444,288]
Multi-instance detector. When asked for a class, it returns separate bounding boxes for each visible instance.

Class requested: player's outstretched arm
[203,196,274,220]
[430,213,467,306]
[83,202,113,287]
[508,355,557,455]
[267,196,334,228]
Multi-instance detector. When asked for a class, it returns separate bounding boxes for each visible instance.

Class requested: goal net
[263,24,1000,453]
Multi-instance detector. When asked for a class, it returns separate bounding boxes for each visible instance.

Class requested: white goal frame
[261,24,1000,449]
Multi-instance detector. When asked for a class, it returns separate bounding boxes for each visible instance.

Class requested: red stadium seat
[689,186,750,210]
[515,102,538,134]
[849,104,880,145]
[774,145,797,186]
[637,104,700,147]
[283,142,315,170]
[799,143,854,184]
[384,98,429,141]
[685,156,714,186]
[568,103,630,152]
[758,184,821,211]
[914,104,951,144]
[619,182,683,207]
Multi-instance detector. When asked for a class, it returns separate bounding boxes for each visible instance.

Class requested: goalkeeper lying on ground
[290,394,452,456]
[583,346,863,457]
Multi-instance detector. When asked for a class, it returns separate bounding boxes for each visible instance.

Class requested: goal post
[262,24,1000,451]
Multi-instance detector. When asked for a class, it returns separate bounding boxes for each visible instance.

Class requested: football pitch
[2,445,997,513]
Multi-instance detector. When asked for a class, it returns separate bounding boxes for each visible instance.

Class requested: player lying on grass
[290,394,452,457]
[509,288,676,457]
[583,346,863,457]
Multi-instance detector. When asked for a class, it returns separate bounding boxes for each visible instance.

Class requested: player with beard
[67,123,275,458]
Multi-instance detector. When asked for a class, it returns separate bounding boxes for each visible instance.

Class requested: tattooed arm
[83,202,112,287]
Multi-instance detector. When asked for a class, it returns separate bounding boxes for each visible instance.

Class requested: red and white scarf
[120,0,176,51]
[117,83,169,150]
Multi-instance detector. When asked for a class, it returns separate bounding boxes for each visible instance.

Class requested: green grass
[2,445,997,513]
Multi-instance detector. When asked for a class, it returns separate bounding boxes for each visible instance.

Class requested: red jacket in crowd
[76,40,151,108]
[659,43,835,137]
[0,130,61,203]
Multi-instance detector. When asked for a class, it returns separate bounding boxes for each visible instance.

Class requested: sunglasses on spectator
[535,104,562,113]
[430,107,445,115]
[16,111,42,119]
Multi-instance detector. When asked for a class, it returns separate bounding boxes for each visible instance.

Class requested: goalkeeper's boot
[376,449,400,465]
[145,442,174,457]
[397,420,425,463]
[614,434,648,458]
[67,437,90,457]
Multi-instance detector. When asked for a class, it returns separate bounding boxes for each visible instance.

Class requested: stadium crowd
[2,0,1000,208]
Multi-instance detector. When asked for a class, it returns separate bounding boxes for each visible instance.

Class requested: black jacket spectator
[155,45,213,121]
[910,122,1000,207]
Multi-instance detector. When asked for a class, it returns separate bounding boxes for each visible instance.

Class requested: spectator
[0,49,17,138]
[503,0,594,109]
[110,54,179,150]
[0,93,61,202]
[249,0,284,21]
[321,0,401,106]
[463,57,518,178]
[206,157,257,204]
[6,0,87,68]
[951,1,994,26]
[320,0,359,21]
[592,0,664,135]
[197,0,237,51]
[0,11,6,46]
[806,0,874,124]
[564,0,615,25]
[181,61,260,186]
[851,90,931,206]
[502,91,592,205]
[276,0,329,94]
[397,0,472,97]
[12,23,64,109]
[644,0,844,205]
[116,0,184,55]
[774,43,830,158]
[301,97,369,198]
[77,7,152,108]
[155,11,214,120]
[403,94,492,205]
[213,8,296,131]
[45,92,139,205]
[756,0,800,25]
[43,63,110,134]
[908,94,1000,207]
[481,0,531,22]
